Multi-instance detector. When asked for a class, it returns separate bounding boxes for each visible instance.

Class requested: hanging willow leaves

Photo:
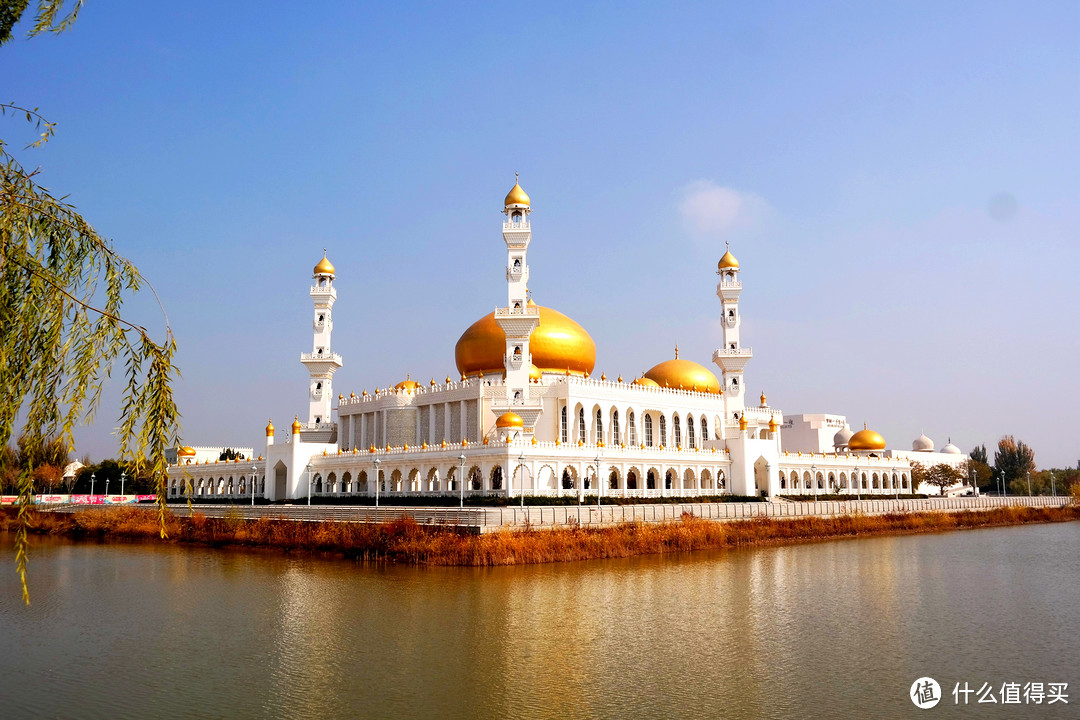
[2,0,179,604]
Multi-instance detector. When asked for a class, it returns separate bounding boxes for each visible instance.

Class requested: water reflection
[2,523,1078,719]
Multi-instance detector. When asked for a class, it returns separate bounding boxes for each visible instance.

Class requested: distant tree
[970,444,989,466]
[994,436,1036,492]
[962,458,992,491]
[218,448,245,461]
[924,464,963,495]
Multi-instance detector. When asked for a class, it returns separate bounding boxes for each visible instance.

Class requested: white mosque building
[168,179,971,502]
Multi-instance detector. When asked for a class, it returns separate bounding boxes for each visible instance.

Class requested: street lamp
[854,463,860,501]
[373,457,381,509]
[251,464,258,506]
[105,475,110,499]
[306,463,313,506]
[517,452,526,509]
[90,472,96,498]
[1026,470,1032,496]
[1050,471,1056,497]
[811,463,817,499]
[970,467,977,498]
[120,471,126,497]
[595,454,602,509]
[458,453,466,508]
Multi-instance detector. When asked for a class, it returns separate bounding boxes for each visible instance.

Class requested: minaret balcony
[494,305,540,336]
[506,266,526,281]
[502,229,531,249]
[309,286,338,299]
[503,352,530,370]
[712,346,753,372]
[716,280,742,302]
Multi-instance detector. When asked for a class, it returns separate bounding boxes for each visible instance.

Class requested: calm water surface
[1,523,1077,719]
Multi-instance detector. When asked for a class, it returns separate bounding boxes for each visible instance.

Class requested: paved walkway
[142,495,1075,533]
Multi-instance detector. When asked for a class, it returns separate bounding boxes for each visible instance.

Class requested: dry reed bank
[2,505,1077,566]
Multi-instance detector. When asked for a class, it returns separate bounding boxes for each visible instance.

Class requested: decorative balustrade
[300,351,343,364]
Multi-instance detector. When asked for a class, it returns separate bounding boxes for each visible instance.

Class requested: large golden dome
[848,428,886,451]
[644,356,721,394]
[455,304,595,377]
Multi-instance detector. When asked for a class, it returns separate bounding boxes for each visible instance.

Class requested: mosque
[168,179,971,502]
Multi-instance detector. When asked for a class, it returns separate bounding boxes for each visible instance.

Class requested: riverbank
[3,504,1078,565]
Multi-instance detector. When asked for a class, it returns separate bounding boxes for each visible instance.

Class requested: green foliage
[923,464,963,494]
[1,0,178,603]
[993,436,1036,490]
[218,448,245,461]
[970,444,989,466]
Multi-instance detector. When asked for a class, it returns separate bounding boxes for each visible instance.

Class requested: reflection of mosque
[168,179,969,501]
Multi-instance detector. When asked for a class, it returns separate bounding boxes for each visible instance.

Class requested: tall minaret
[712,243,753,427]
[300,251,343,434]
[493,175,543,430]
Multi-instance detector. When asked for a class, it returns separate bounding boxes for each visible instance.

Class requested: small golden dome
[291,416,302,433]
[504,178,530,207]
[529,363,542,382]
[265,420,274,437]
[848,427,886,451]
[394,376,422,392]
[768,416,779,432]
[495,412,524,429]
[178,446,196,457]
[739,415,748,431]
[313,252,335,276]
[760,391,767,406]
[717,249,739,270]
[617,375,623,383]
[633,376,660,388]
[644,356,721,394]
[455,303,596,378]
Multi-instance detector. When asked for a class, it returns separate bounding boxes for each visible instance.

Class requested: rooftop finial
[515,171,519,184]
[726,240,730,251]
[674,343,679,359]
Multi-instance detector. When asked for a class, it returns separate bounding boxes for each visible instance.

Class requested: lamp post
[518,452,526,509]
[458,453,466,508]
[374,457,381,509]
[1026,470,1032,496]
[251,464,258,506]
[855,463,860,501]
[1050,471,1056,497]
[595,454,602,508]
[970,467,977,498]
[120,471,126,497]
[90,472,96,498]
[895,469,900,501]
[306,463,313,506]
[811,463,817,499]
[105,475,110,499]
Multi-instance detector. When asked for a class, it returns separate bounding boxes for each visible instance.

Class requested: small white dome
[912,434,934,452]
[941,441,962,455]
[833,427,854,448]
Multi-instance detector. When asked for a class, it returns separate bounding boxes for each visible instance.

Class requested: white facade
[167,180,970,502]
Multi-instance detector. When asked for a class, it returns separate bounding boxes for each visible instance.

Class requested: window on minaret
[612,410,620,444]
[687,416,696,449]
[513,258,521,271]
[644,414,653,447]
[595,408,603,443]
[578,408,586,443]
[659,416,667,446]
[673,416,681,447]
[728,310,734,318]
[628,411,637,445]
[560,406,568,443]
[512,211,522,222]
[701,416,708,442]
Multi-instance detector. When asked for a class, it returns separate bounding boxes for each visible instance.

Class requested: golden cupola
[643,347,721,394]
[265,419,274,437]
[495,412,524,429]
[455,299,596,378]
[313,251,335,276]
[717,249,739,271]
[504,177,531,208]
[848,425,886,451]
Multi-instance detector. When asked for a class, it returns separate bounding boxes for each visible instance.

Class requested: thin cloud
[678,180,769,240]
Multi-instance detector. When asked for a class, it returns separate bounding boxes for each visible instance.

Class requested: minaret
[299,251,343,440]
[712,243,753,427]
[493,175,543,430]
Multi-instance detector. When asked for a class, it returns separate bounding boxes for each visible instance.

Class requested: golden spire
[674,344,679,359]
[313,249,335,276]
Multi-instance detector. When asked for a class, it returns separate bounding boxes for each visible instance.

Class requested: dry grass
[2,504,1077,566]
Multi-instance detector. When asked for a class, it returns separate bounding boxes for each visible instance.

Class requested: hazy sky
[5,2,1078,468]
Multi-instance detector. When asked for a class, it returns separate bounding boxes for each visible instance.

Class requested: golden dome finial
[760,391,767,406]
[291,416,301,433]
[504,175,531,207]
[313,250,335,276]
[265,419,274,437]
[717,243,739,272]
[674,344,679,359]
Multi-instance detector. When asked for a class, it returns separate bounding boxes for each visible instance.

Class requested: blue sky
[5,2,1078,468]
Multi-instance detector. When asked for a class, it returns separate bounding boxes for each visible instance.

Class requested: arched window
[644,414,653,447]
[673,416,682,447]
[627,470,638,489]
[612,410,620,444]
[687,416,696,449]
[595,409,603,443]
[646,470,656,489]
[491,466,503,491]
[700,416,708,442]
[659,416,667,446]
[578,408,586,443]
[560,406,568,443]
[628,411,637,445]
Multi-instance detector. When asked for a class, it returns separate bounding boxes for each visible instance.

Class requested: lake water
[1,522,1077,719]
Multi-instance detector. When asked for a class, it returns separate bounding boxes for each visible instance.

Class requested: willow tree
[2,0,179,602]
